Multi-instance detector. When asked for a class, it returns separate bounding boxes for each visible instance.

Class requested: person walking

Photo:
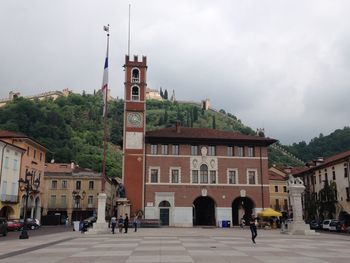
[124,213,129,233]
[133,213,138,232]
[110,215,117,234]
[249,214,258,244]
[118,215,124,233]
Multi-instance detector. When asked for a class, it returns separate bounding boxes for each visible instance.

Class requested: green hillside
[0,93,308,176]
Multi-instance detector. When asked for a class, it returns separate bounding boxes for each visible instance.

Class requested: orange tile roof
[45,163,73,173]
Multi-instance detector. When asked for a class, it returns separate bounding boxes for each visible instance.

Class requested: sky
[1,0,349,145]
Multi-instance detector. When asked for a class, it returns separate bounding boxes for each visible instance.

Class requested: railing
[0,194,18,202]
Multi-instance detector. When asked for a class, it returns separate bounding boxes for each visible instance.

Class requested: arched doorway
[0,206,15,219]
[193,196,216,226]
[159,200,171,226]
[232,197,255,225]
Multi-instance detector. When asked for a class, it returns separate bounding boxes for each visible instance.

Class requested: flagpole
[102,25,110,193]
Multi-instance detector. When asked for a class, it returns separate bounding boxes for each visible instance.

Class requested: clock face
[127,112,143,127]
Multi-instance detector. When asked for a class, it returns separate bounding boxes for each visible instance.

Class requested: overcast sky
[1,0,349,145]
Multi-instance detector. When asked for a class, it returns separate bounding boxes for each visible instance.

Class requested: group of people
[110,213,139,234]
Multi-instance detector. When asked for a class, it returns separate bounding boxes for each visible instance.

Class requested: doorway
[159,200,170,226]
[232,197,254,225]
[193,196,216,226]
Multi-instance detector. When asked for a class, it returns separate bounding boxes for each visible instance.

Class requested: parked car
[309,220,322,230]
[0,218,8,236]
[329,220,339,231]
[7,219,24,231]
[322,219,332,230]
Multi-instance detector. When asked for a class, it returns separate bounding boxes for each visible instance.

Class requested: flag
[101,36,109,117]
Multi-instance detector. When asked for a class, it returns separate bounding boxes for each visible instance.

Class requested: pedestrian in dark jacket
[118,215,123,233]
[124,213,129,233]
[249,214,258,244]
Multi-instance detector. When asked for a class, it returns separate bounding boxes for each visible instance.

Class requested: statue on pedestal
[117,183,126,198]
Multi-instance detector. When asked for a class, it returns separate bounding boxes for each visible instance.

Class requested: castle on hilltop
[0,88,71,107]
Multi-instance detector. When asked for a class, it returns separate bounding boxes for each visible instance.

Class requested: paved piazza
[0,228,349,263]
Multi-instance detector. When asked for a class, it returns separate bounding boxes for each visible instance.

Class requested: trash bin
[227,221,231,228]
[73,221,80,231]
[218,221,222,228]
[222,220,228,228]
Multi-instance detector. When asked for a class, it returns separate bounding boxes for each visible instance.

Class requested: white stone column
[286,175,318,235]
[87,192,109,234]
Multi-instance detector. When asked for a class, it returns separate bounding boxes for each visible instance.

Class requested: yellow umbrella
[257,208,282,217]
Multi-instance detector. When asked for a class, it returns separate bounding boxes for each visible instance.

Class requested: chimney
[71,162,75,169]
[175,121,181,133]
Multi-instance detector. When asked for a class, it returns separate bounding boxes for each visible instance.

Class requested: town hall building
[122,55,276,226]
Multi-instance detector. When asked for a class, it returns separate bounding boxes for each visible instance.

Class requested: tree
[212,115,216,129]
[164,89,168,100]
[160,87,163,98]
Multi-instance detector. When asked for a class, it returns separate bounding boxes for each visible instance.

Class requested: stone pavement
[0,227,349,263]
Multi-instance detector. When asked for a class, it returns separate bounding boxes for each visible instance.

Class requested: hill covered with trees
[3,92,341,177]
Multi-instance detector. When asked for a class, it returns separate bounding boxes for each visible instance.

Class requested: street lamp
[18,170,40,239]
[72,190,86,220]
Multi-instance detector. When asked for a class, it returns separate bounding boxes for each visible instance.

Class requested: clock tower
[122,55,147,215]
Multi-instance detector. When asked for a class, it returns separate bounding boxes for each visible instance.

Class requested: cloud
[0,0,349,144]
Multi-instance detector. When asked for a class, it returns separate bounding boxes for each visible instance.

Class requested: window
[1,181,7,195]
[228,170,237,184]
[345,165,348,178]
[151,144,157,155]
[11,182,16,196]
[192,170,198,183]
[332,171,336,180]
[237,146,244,157]
[89,181,94,190]
[40,152,43,161]
[13,159,18,170]
[208,146,216,156]
[76,181,81,190]
[88,196,93,208]
[191,145,198,155]
[346,187,350,200]
[132,68,140,83]
[275,199,280,211]
[4,157,9,169]
[274,186,278,192]
[62,180,67,189]
[247,147,255,157]
[210,171,216,184]
[61,195,67,208]
[161,144,168,155]
[150,169,159,183]
[131,86,140,100]
[51,180,57,189]
[27,146,29,156]
[319,174,321,183]
[34,149,37,159]
[283,186,287,193]
[172,145,179,155]
[227,146,233,156]
[50,195,56,208]
[248,170,257,184]
[171,169,179,183]
[283,199,288,210]
[200,164,208,183]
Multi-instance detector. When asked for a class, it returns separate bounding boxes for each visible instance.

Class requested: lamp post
[18,170,40,239]
[72,190,86,221]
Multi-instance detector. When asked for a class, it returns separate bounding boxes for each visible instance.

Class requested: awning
[257,208,282,217]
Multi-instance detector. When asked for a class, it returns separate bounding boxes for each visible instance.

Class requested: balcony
[0,194,18,203]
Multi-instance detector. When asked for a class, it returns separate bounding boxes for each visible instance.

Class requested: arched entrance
[232,197,255,225]
[0,206,15,219]
[193,196,216,226]
[159,200,171,226]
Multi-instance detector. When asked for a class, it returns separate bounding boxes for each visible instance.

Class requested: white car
[329,220,339,231]
[322,219,332,230]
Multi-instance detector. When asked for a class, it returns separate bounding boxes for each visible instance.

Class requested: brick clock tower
[122,55,147,215]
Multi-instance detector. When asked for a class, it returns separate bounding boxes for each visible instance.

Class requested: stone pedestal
[87,192,109,234]
[117,198,131,217]
[285,175,318,236]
